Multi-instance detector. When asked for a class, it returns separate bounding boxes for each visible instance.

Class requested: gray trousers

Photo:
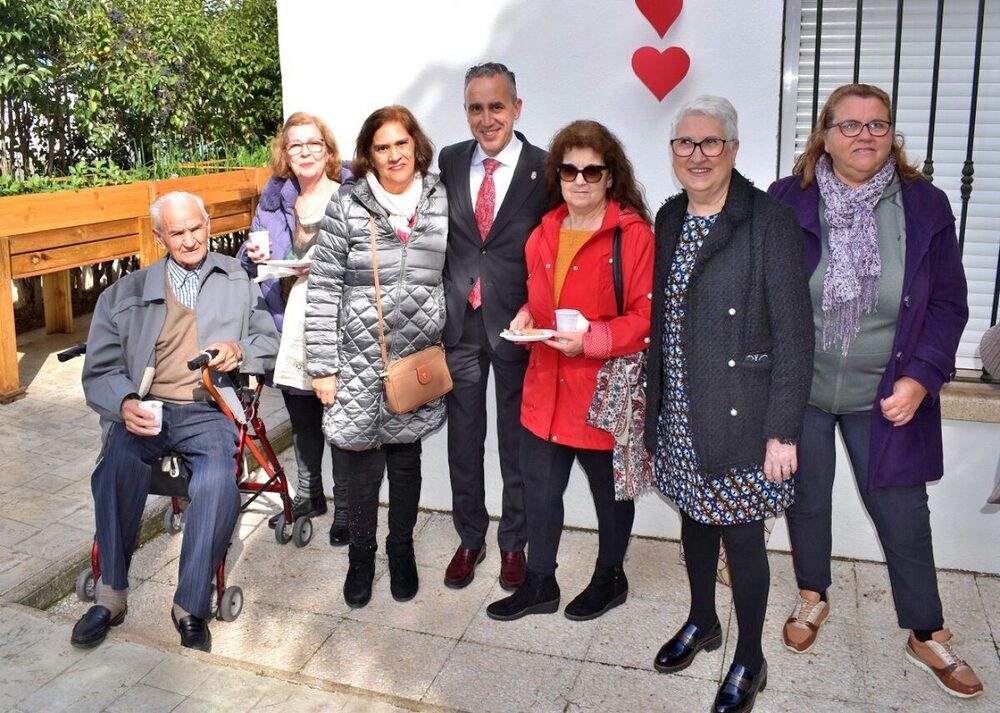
[785,405,944,630]
[92,401,240,619]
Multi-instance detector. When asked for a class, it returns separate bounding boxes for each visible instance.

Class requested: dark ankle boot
[486,571,560,621]
[268,492,328,529]
[329,508,349,547]
[564,560,628,621]
[344,544,376,608]
[386,541,419,602]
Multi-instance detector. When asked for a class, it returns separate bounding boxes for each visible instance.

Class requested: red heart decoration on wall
[632,46,690,101]
[636,0,683,38]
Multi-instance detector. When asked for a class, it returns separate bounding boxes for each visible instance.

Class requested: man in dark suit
[439,63,548,591]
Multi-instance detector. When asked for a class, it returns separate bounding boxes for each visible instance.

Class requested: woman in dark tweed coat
[643,95,813,713]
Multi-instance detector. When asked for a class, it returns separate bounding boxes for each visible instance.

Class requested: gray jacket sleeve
[305,193,351,377]
[238,276,280,375]
[81,289,135,423]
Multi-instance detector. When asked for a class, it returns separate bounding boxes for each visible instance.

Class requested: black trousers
[445,304,528,551]
[520,429,635,576]
[785,405,943,630]
[333,440,422,555]
[682,512,768,671]
[282,391,346,515]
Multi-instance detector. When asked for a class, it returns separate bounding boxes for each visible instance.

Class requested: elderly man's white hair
[149,191,210,234]
[670,95,740,142]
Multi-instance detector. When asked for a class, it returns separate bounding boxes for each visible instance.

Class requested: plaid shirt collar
[166,256,204,309]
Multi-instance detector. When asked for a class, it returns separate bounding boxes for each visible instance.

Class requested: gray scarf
[815,153,896,353]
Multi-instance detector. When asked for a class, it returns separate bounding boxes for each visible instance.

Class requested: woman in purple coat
[768,83,982,699]
[241,112,351,545]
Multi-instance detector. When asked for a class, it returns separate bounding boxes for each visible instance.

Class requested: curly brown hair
[351,105,434,180]
[269,112,342,181]
[793,83,921,187]
[544,120,650,224]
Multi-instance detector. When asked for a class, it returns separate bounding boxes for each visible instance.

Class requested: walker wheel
[274,517,292,545]
[292,516,313,548]
[75,568,96,602]
[163,507,183,534]
[219,586,243,621]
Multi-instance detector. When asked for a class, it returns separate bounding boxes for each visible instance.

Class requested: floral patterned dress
[654,214,794,526]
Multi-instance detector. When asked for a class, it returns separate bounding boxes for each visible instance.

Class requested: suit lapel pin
[530,170,537,180]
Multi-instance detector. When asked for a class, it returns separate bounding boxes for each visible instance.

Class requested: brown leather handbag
[368,218,452,414]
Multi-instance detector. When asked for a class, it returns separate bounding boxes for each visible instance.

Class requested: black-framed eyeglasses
[557,164,608,183]
[669,137,732,158]
[827,120,892,137]
[286,139,325,156]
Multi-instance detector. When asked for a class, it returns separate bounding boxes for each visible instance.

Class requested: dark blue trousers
[785,405,943,630]
[92,401,240,618]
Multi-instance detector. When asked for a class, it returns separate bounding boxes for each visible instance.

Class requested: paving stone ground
[2,322,998,712]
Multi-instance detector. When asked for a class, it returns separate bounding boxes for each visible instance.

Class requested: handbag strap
[612,226,624,316]
[368,217,390,372]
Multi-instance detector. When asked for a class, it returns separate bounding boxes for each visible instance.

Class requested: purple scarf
[815,153,896,353]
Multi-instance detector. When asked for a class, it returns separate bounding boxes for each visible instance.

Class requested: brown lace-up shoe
[782,589,829,653]
[906,629,984,698]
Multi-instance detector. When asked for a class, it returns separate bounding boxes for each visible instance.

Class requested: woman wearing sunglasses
[646,96,812,713]
[769,84,981,699]
[486,120,653,622]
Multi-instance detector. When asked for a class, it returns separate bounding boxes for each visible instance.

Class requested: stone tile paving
[2,321,999,712]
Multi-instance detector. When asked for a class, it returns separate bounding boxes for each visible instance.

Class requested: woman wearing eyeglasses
[306,106,447,609]
[241,111,351,545]
[768,84,982,699]
[646,96,812,713]
[486,120,653,622]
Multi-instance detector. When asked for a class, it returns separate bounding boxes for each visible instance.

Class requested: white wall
[282,1,1000,575]
[277,0,785,198]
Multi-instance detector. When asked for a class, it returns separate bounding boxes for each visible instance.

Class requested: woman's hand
[245,240,269,264]
[879,376,928,427]
[763,438,797,483]
[312,375,338,405]
[544,330,585,357]
[509,310,533,331]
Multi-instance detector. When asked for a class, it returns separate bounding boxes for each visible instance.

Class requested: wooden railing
[0,167,271,402]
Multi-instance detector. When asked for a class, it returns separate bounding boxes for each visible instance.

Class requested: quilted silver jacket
[305,174,447,449]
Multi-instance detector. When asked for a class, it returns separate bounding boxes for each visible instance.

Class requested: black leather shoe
[713,661,767,713]
[70,605,126,649]
[387,541,419,602]
[171,609,212,652]
[486,571,560,621]
[564,560,628,621]
[654,620,722,673]
[268,493,327,529]
[329,517,349,547]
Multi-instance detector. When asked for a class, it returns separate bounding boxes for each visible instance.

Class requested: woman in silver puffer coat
[305,105,447,609]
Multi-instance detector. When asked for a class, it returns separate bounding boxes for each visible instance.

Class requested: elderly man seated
[71,191,278,652]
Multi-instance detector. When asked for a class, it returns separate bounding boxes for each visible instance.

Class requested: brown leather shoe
[906,629,984,698]
[499,550,526,591]
[444,547,485,589]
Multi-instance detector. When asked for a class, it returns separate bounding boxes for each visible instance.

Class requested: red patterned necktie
[469,157,500,309]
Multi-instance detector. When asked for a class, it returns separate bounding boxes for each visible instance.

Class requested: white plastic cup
[248,230,271,260]
[138,400,163,434]
[555,308,585,331]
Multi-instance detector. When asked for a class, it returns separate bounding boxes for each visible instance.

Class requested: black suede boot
[386,541,419,602]
[329,507,349,547]
[344,543,376,608]
[486,571,560,621]
[564,560,628,621]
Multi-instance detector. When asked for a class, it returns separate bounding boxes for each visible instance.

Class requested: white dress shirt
[469,134,523,219]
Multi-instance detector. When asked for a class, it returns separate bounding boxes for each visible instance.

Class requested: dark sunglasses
[557,163,608,183]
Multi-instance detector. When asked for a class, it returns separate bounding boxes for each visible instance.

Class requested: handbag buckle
[416,365,432,385]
